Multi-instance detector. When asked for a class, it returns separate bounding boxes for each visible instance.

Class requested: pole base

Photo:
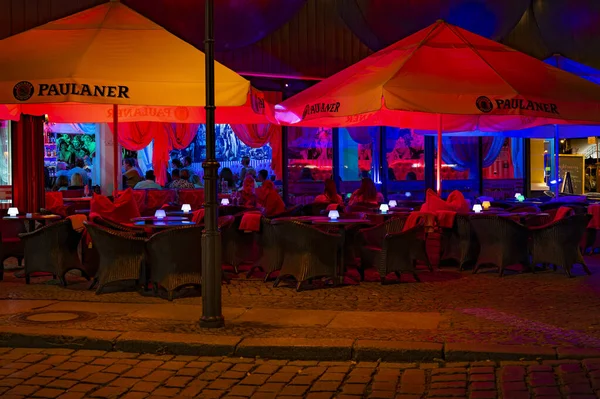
[199,315,225,329]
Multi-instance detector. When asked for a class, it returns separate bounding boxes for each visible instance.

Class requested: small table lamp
[405,192,412,198]
[181,204,192,213]
[221,198,230,206]
[154,209,166,219]
[380,204,389,214]
[7,207,18,217]
[481,201,491,210]
[328,210,339,220]
[388,200,397,208]
[472,204,483,213]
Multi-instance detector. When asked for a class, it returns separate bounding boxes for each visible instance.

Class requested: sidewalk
[1,256,600,362]
[0,299,598,362]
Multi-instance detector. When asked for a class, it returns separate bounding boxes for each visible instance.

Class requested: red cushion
[554,206,574,221]
[421,189,456,213]
[178,189,205,208]
[45,192,64,209]
[447,190,470,213]
[117,190,147,214]
[147,190,176,211]
[90,189,140,224]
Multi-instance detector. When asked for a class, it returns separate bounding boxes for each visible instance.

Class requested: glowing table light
[380,204,389,214]
[181,204,192,213]
[517,194,525,202]
[7,207,18,217]
[514,193,521,199]
[221,198,230,206]
[472,204,482,213]
[482,201,491,210]
[388,200,397,208]
[328,210,339,220]
[154,209,166,219]
[405,192,412,198]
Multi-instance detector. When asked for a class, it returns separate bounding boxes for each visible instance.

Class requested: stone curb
[0,326,591,362]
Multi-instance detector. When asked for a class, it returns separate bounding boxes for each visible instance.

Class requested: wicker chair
[375,221,430,284]
[358,217,407,273]
[469,215,530,276]
[221,212,260,272]
[91,216,146,236]
[539,202,587,214]
[19,219,85,285]
[146,225,203,300]
[439,214,480,270]
[84,222,147,294]
[0,218,26,280]
[246,217,284,281]
[273,221,341,291]
[530,214,592,277]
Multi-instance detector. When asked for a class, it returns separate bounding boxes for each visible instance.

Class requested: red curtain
[230,91,283,178]
[12,116,45,213]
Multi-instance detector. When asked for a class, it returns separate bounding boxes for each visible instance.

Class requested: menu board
[558,154,585,194]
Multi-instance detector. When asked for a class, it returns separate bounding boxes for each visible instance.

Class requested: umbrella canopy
[419,55,600,138]
[276,21,600,132]
[0,0,273,124]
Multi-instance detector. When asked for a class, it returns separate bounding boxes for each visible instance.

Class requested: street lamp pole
[200,0,224,328]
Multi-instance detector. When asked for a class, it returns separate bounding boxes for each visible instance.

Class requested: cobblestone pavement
[1,256,600,347]
[1,347,600,399]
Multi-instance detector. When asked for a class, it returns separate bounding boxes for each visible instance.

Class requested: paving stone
[89,386,128,398]
[471,381,495,391]
[427,388,467,397]
[33,388,66,398]
[257,382,285,392]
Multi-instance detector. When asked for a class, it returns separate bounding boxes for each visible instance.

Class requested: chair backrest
[146,226,203,270]
[61,189,84,198]
[177,189,205,208]
[146,189,176,211]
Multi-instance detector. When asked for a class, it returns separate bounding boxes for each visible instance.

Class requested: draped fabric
[122,0,307,51]
[229,92,284,178]
[345,127,376,145]
[337,0,529,51]
[511,138,524,179]
[230,123,282,179]
[435,136,505,177]
[109,123,198,186]
[12,116,46,213]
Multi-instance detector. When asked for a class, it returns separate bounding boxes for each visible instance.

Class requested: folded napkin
[402,212,422,232]
[554,206,574,222]
[589,204,600,229]
[239,212,262,232]
[66,214,87,232]
[191,209,205,224]
[435,210,456,228]
[326,204,338,211]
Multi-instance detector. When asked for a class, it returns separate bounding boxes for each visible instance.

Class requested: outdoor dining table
[130,216,189,222]
[3,213,61,232]
[132,219,195,230]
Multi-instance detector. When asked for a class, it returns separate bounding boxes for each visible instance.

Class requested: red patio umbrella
[276,20,600,192]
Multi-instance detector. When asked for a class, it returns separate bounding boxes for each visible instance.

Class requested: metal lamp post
[200,0,224,328]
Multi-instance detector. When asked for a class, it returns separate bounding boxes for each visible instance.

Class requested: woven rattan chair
[0,218,26,281]
[84,222,146,294]
[273,221,341,291]
[91,216,146,236]
[146,225,203,301]
[375,221,430,284]
[530,214,592,277]
[19,219,85,285]
[469,215,530,276]
[221,213,260,272]
[440,214,480,270]
[358,217,407,274]
[539,202,587,214]
[246,217,284,280]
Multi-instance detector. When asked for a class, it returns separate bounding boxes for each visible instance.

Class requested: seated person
[348,178,384,205]
[298,167,314,182]
[123,158,142,189]
[182,156,195,177]
[167,169,180,188]
[315,178,344,205]
[219,167,236,189]
[170,169,195,189]
[68,173,85,190]
[258,180,286,217]
[256,169,268,187]
[134,170,162,190]
[191,174,203,188]
[69,159,89,185]
[53,175,69,191]
[238,176,257,207]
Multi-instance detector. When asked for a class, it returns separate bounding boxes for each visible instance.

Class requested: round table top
[131,216,189,222]
[311,218,373,226]
[133,220,195,229]
[63,197,92,202]
[4,214,61,221]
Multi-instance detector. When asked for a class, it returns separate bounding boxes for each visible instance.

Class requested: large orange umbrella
[276,21,600,192]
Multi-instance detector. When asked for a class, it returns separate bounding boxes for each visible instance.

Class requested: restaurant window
[529,138,551,192]
[385,128,426,201]
[287,126,332,205]
[0,121,11,188]
[482,138,524,199]
[433,136,479,199]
